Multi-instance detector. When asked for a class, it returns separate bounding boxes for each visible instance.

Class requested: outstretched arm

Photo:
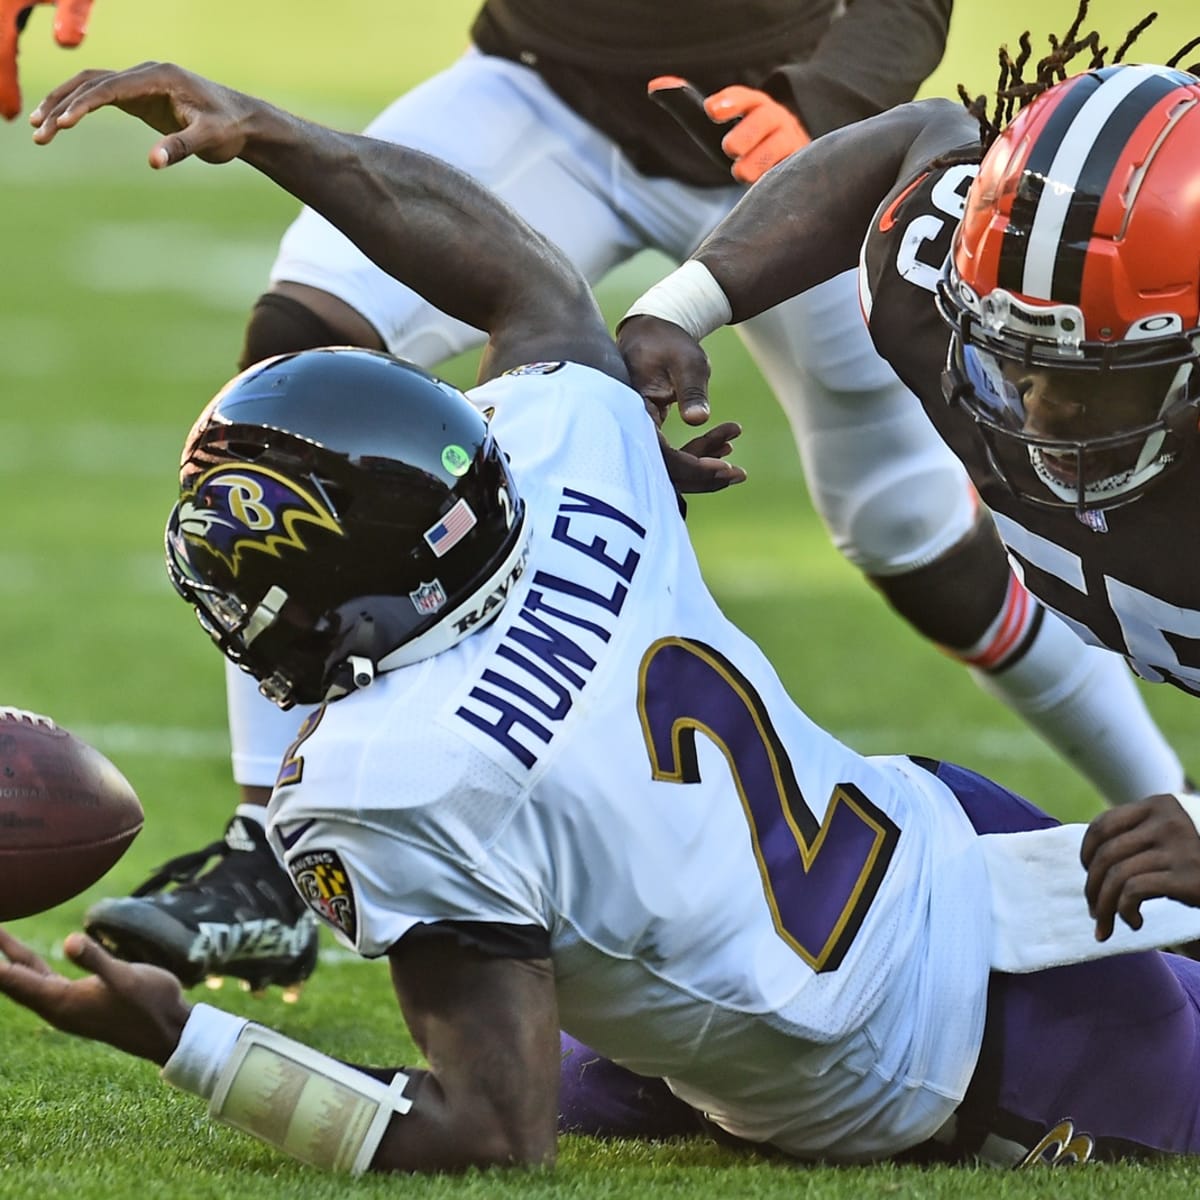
[31,63,743,492]
[0,924,560,1173]
[31,62,624,382]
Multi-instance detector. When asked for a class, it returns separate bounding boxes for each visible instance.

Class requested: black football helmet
[165,347,529,708]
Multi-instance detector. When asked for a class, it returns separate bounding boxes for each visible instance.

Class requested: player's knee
[238,291,376,371]
[824,458,978,578]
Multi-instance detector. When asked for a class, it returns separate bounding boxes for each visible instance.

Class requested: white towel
[983,821,1200,973]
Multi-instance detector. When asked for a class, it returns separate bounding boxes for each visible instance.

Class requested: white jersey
[266,363,992,1162]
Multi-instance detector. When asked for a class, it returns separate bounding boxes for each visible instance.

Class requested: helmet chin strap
[324,655,376,702]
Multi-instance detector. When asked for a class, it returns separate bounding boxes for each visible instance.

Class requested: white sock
[971,606,1184,806]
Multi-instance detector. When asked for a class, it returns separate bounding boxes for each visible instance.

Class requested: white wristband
[620,259,733,341]
[161,1002,249,1099]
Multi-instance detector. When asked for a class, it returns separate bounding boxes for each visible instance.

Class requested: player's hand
[618,314,714,428]
[703,86,809,184]
[30,60,260,167]
[0,927,190,1064]
[0,0,92,120]
[1081,794,1200,942]
[658,421,746,494]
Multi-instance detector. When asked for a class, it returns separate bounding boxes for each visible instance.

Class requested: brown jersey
[472,0,952,185]
[860,156,1200,697]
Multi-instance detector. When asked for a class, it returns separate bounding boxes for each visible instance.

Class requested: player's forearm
[693,100,961,321]
[368,1066,557,1173]
[235,103,586,340]
[162,1004,553,1174]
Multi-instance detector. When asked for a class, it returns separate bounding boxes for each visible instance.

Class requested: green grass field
[2,1,1199,1196]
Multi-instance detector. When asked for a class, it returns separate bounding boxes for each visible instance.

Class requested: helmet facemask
[940,275,1200,512]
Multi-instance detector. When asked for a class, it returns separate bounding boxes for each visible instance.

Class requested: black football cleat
[84,811,318,993]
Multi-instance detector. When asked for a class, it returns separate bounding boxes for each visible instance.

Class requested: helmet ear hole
[170,347,530,707]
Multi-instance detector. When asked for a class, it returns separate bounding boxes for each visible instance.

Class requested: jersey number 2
[637,637,899,972]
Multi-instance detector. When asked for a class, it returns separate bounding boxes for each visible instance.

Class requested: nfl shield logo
[410,579,448,615]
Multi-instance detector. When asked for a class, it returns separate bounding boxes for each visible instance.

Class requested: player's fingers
[703,85,761,123]
[659,436,744,494]
[0,926,51,974]
[148,128,198,168]
[1114,870,1180,934]
[690,456,747,491]
[671,358,713,425]
[720,106,773,162]
[1080,796,1152,873]
[1080,802,1151,870]
[52,0,93,47]
[62,931,124,981]
[1089,848,1165,936]
[628,363,710,424]
[1084,825,1158,915]
[758,127,804,169]
[29,66,123,136]
[679,420,742,460]
[28,66,106,123]
[730,127,801,184]
[1082,822,1145,897]
[641,357,710,424]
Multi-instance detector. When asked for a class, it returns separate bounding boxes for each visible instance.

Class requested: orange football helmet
[939,64,1200,511]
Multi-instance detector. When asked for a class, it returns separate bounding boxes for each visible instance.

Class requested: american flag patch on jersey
[424,498,477,557]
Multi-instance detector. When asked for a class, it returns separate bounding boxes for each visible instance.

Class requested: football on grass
[0,708,143,920]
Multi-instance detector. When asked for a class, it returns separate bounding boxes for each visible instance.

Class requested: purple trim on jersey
[919,758,1060,834]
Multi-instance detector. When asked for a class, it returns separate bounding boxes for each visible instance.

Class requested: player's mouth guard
[164,1003,412,1173]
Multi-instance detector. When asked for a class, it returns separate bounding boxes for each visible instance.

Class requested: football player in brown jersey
[618,9,1200,935]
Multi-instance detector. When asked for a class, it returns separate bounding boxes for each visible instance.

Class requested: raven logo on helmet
[178,465,343,578]
[166,347,531,710]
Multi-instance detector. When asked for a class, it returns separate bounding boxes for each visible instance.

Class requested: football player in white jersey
[10,61,1200,1172]
[73,1,1189,998]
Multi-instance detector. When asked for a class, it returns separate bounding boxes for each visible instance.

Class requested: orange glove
[702,85,810,184]
[0,0,93,121]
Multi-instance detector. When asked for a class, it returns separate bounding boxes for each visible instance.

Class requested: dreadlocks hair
[948,3,1198,159]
